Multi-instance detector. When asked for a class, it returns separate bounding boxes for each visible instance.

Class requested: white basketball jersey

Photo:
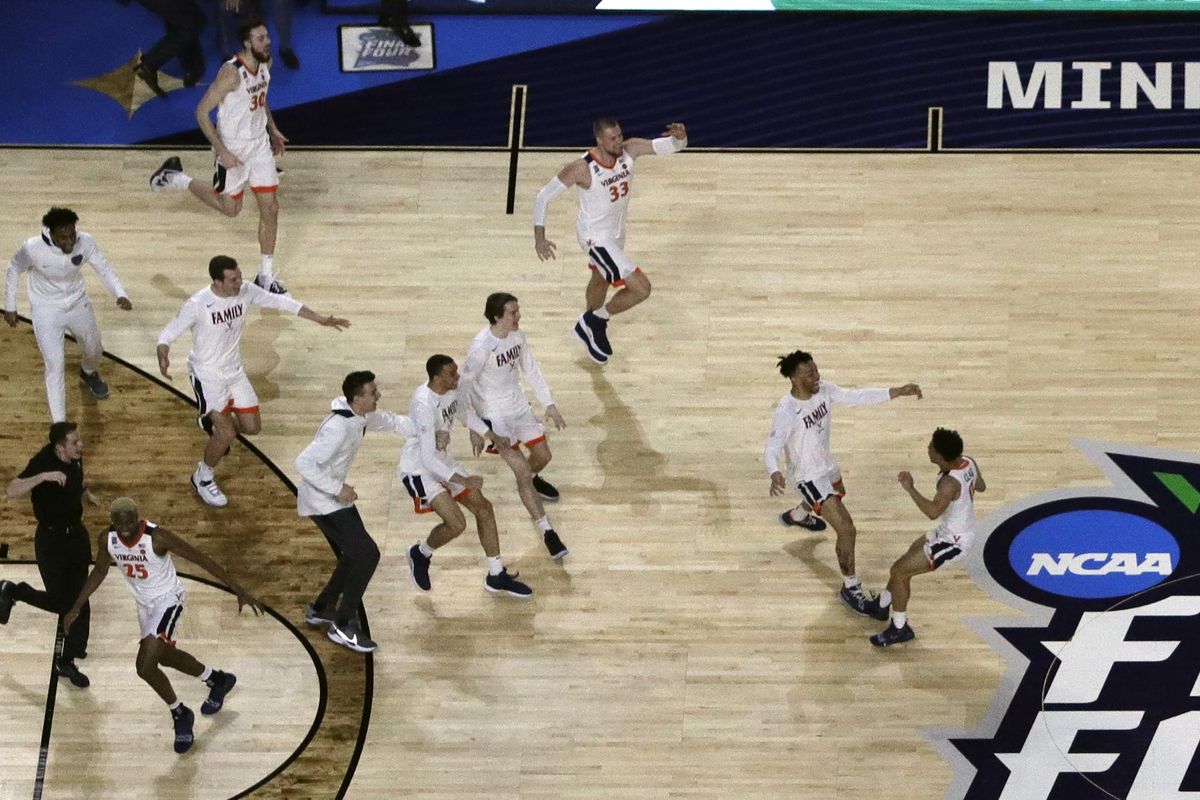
[217,55,270,145]
[936,457,979,542]
[398,384,460,475]
[108,521,183,603]
[576,148,634,243]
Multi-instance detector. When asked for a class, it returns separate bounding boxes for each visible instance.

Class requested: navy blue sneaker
[327,620,377,653]
[573,316,609,365]
[485,568,533,598]
[579,310,612,356]
[532,474,559,502]
[870,623,916,647]
[543,530,569,560]
[407,543,432,592]
[201,670,237,715]
[172,704,195,754]
[779,509,826,531]
[837,585,874,617]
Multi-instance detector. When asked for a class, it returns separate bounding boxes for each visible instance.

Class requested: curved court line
[9,315,373,799]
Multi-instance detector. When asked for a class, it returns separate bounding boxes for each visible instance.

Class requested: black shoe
[867,596,891,622]
[280,47,300,69]
[0,580,14,625]
[135,62,168,98]
[485,568,533,598]
[55,657,90,688]
[577,310,612,357]
[327,620,377,653]
[407,543,432,592]
[531,474,560,502]
[304,603,336,626]
[393,24,421,47]
[172,704,195,753]
[253,272,289,295]
[870,623,916,647]
[779,509,826,531]
[573,317,609,365]
[150,155,184,190]
[201,670,237,715]
[79,368,110,399]
[837,585,874,618]
[543,530,569,560]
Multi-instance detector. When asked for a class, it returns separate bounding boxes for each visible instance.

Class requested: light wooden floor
[1,147,1197,798]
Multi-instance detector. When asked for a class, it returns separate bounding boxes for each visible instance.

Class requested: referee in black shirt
[0,421,97,687]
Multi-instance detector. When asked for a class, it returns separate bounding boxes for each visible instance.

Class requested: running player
[402,355,533,598]
[156,255,350,507]
[150,19,290,294]
[63,497,262,754]
[4,207,132,421]
[533,119,687,364]
[870,428,986,647]
[460,293,569,560]
[764,350,922,616]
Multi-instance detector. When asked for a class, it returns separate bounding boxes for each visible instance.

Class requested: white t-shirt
[763,382,891,484]
[157,281,302,379]
[460,326,554,420]
[5,230,126,312]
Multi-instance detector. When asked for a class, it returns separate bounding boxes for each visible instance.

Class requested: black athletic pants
[310,506,380,628]
[13,524,92,661]
[137,0,207,77]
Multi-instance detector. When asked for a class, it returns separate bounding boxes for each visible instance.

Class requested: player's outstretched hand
[321,315,351,331]
[535,237,557,262]
[662,122,687,140]
[236,591,264,616]
[894,383,922,400]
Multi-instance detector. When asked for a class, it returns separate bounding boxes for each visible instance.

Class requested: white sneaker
[150,156,185,191]
[191,473,228,507]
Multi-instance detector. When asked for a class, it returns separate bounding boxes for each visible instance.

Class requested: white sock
[593,306,611,320]
[196,461,214,481]
[842,575,860,589]
[487,556,504,576]
[534,516,553,533]
[199,665,213,682]
[878,589,893,608]
[168,699,182,711]
[260,254,274,280]
[892,611,908,629]
[418,541,434,558]
[172,172,192,189]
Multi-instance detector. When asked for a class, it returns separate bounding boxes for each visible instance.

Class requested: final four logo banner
[930,439,1200,800]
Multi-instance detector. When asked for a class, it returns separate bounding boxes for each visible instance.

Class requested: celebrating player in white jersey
[533,118,687,364]
[461,293,569,560]
[157,255,350,507]
[295,371,413,654]
[764,350,922,617]
[4,208,133,421]
[402,355,533,598]
[150,19,291,294]
[869,428,986,647]
[63,498,262,754]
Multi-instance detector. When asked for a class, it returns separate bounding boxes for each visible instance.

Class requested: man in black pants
[0,422,98,687]
[129,0,208,96]
[294,371,412,653]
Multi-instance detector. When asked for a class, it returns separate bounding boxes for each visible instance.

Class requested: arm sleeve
[651,135,687,155]
[293,419,346,495]
[157,298,198,346]
[81,235,126,299]
[246,282,303,314]
[5,245,31,311]
[533,177,569,227]
[826,382,892,407]
[764,398,794,475]
[365,410,415,437]
[519,342,555,409]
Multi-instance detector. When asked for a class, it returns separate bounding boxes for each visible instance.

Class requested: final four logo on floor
[337,25,435,73]
[932,441,1200,800]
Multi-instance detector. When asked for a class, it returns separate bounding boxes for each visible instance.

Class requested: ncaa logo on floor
[932,441,1200,800]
